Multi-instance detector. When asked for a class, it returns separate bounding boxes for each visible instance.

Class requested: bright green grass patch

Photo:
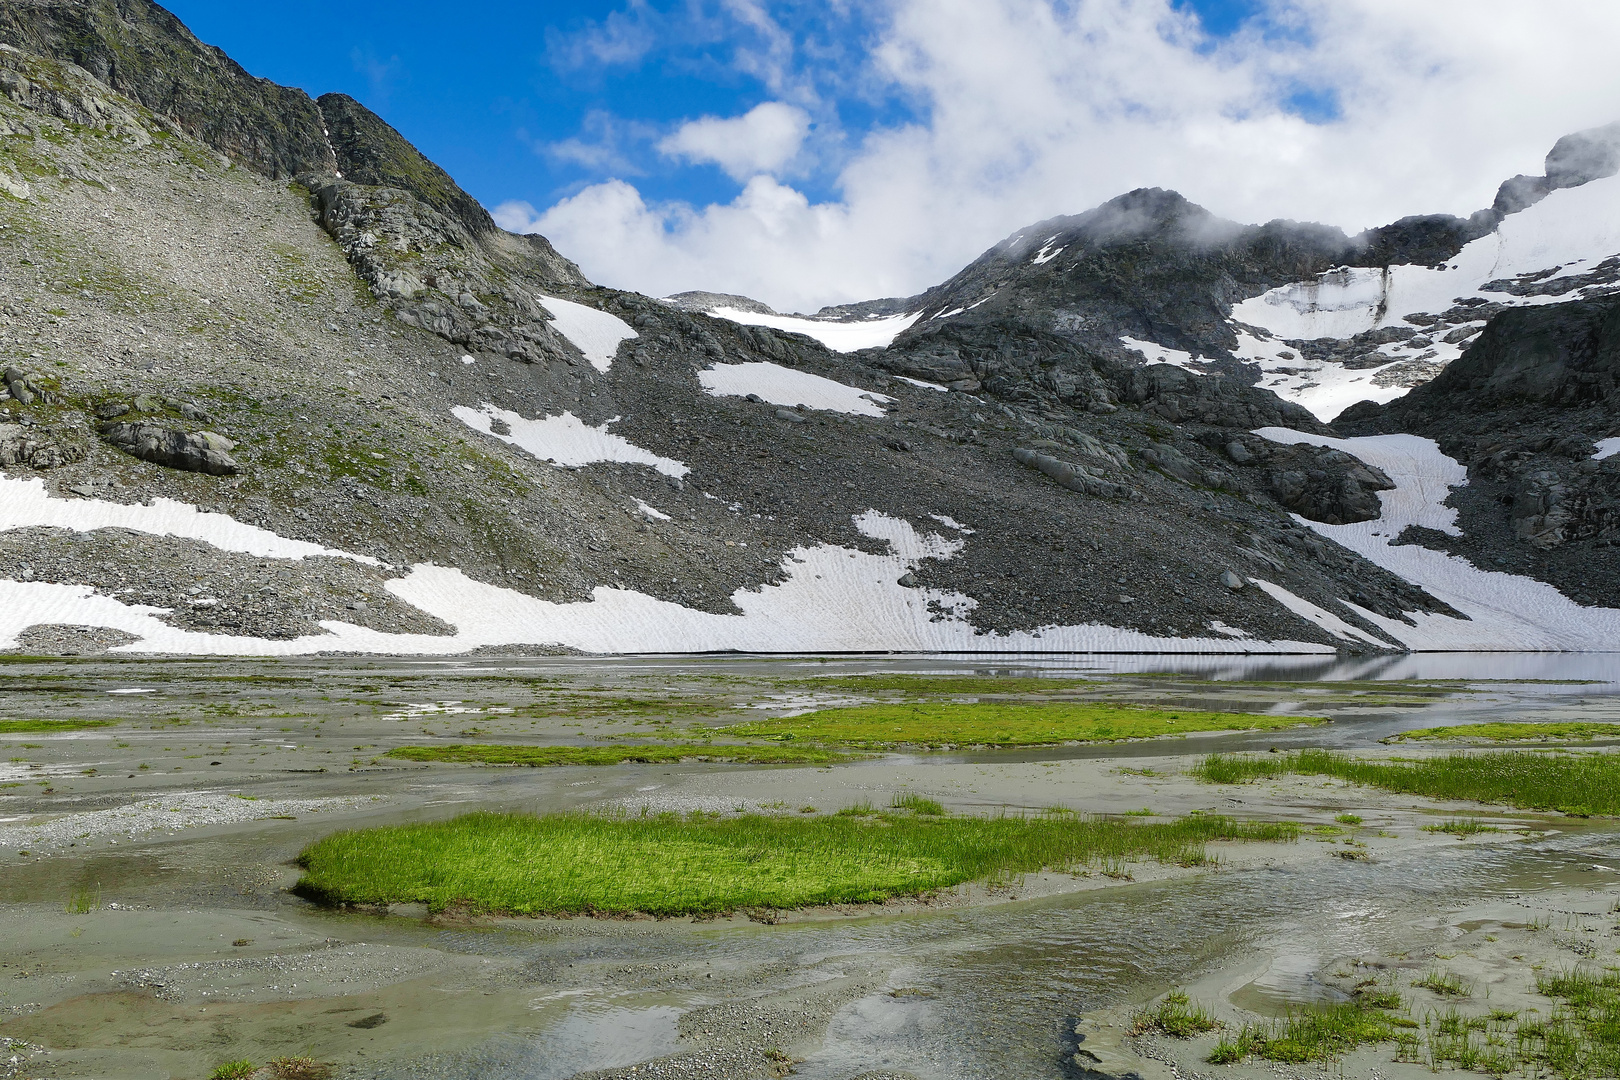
[1194,748,1620,816]
[1208,1000,1405,1066]
[779,675,1092,696]
[720,703,1322,748]
[293,810,1297,916]
[0,719,114,735]
[1390,722,1620,744]
[385,743,854,767]
[1134,991,1221,1038]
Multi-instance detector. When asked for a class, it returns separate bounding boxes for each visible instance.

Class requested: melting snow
[1032,244,1065,265]
[897,376,948,391]
[453,403,688,478]
[634,498,672,521]
[699,361,894,417]
[1120,336,1198,368]
[0,475,380,565]
[705,308,921,352]
[1593,437,1620,461]
[1235,174,1620,342]
[539,295,637,373]
[0,484,1338,655]
[1254,428,1620,650]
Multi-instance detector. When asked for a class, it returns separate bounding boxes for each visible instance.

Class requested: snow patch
[453,403,688,478]
[0,475,380,565]
[699,361,893,417]
[539,295,637,373]
[897,376,948,392]
[1247,578,1390,646]
[634,498,671,522]
[1120,336,1197,369]
[929,514,974,533]
[1032,243,1065,265]
[1593,437,1620,461]
[706,307,921,352]
[1254,428,1620,650]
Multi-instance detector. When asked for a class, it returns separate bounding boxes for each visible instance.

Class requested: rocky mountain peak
[316,91,495,238]
[0,0,335,179]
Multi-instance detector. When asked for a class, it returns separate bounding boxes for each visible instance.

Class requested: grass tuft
[1422,818,1499,837]
[294,810,1297,916]
[722,702,1322,749]
[1194,748,1620,816]
[207,1063,256,1080]
[890,793,946,816]
[0,719,115,735]
[1206,1001,1401,1066]
[1413,969,1472,997]
[385,743,854,767]
[269,1057,331,1080]
[1133,990,1220,1038]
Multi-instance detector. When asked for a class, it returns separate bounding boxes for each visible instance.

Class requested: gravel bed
[0,789,379,852]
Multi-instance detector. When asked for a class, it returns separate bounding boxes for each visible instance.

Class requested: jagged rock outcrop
[1340,297,1620,600]
[0,422,82,468]
[1493,120,1620,215]
[0,0,333,178]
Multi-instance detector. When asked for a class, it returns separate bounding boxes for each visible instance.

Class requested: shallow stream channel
[2,652,1619,1080]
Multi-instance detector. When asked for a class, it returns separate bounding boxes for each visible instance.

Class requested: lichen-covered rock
[0,423,83,469]
[99,422,238,475]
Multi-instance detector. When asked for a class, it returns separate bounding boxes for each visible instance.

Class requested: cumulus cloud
[520,0,1620,313]
[657,101,812,180]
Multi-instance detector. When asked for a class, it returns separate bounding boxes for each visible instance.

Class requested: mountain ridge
[0,0,1614,657]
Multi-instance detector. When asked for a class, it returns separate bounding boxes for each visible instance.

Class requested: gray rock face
[1218,437,1393,524]
[663,291,777,316]
[3,365,58,406]
[1544,121,1620,190]
[0,0,334,179]
[0,423,82,468]
[1013,447,1132,499]
[1341,296,1620,597]
[308,178,587,365]
[99,422,239,475]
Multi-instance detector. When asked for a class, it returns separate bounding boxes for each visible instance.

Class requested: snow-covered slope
[0,478,1338,655]
[1255,428,1620,650]
[1228,175,1620,421]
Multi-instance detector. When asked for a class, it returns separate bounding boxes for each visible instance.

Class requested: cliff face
[0,0,334,178]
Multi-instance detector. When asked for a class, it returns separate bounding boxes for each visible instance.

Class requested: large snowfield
[4,426,1615,654]
[1119,172,1620,422]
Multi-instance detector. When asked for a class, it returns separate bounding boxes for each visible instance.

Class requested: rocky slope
[0,0,1612,656]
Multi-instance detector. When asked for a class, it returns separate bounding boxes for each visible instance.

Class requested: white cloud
[657,101,811,180]
[517,0,1620,314]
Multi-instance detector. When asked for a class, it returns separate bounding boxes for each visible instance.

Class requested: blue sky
[167,0,1267,226]
[163,1,1620,310]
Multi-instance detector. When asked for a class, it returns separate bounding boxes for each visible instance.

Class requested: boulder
[99,422,239,474]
